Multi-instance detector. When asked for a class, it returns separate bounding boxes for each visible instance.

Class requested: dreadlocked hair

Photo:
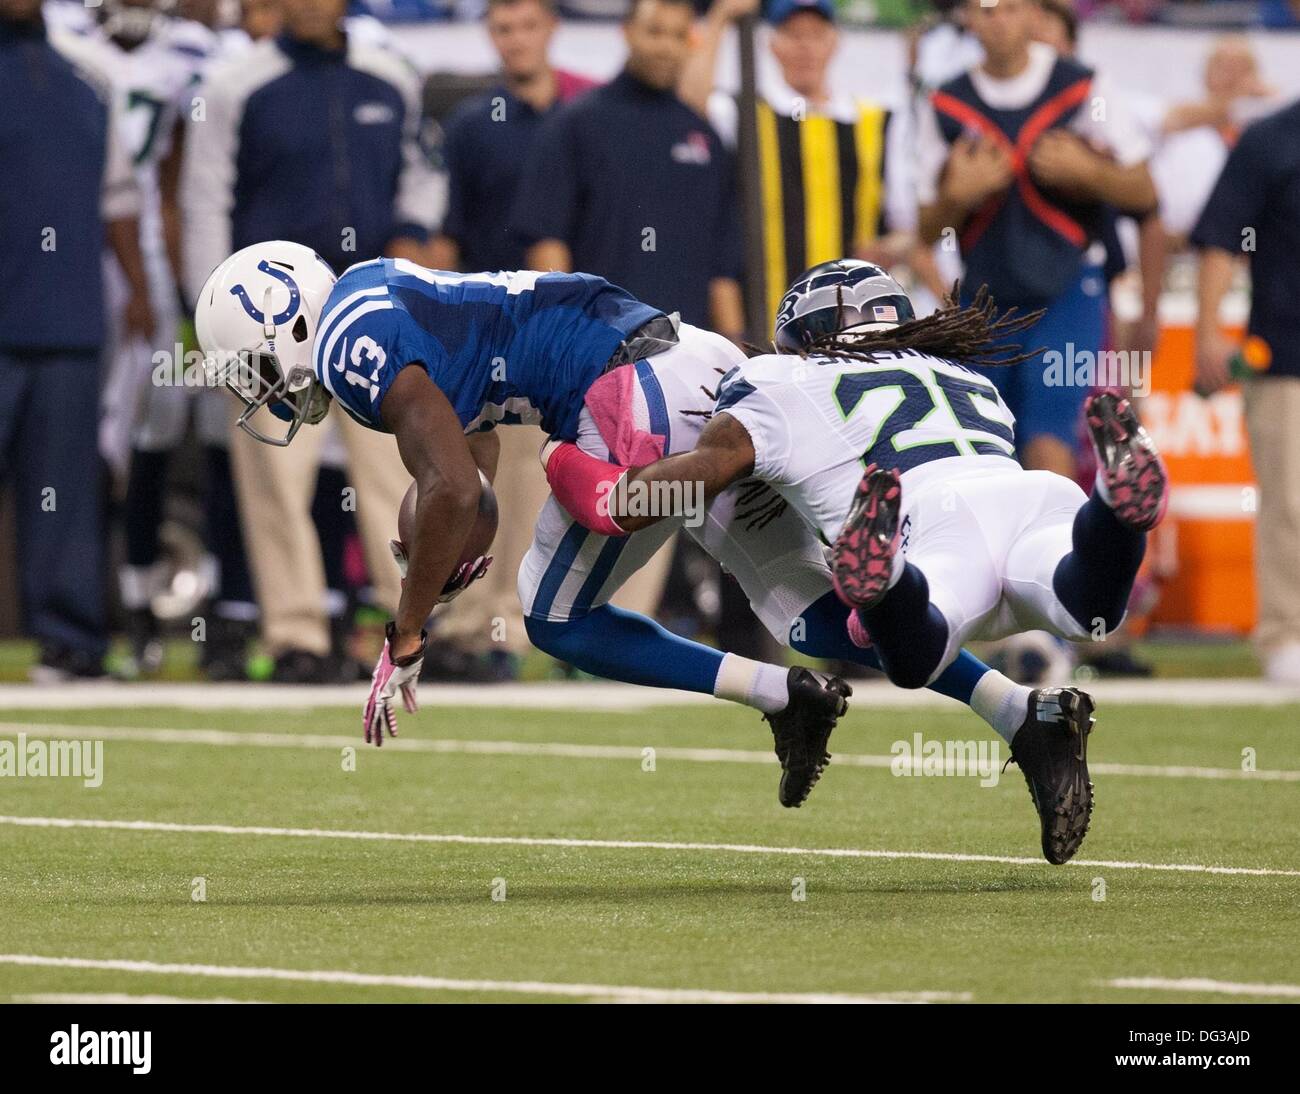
[805,284,1046,368]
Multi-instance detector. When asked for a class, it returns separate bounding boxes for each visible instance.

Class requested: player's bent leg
[853,564,952,689]
[830,466,1008,689]
[1026,392,1168,641]
[1003,471,1145,642]
[789,589,1032,743]
[692,469,1031,755]
[524,606,722,692]
[520,495,850,807]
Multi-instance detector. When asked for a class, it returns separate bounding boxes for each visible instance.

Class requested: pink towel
[583,365,667,466]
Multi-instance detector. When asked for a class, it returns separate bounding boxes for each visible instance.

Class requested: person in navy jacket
[0,0,150,680]
[181,0,438,683]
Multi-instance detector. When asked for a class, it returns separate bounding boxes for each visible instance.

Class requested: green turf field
[0,698,1297,1003]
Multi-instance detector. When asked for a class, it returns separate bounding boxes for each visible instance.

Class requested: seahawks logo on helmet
[774,259,916,352]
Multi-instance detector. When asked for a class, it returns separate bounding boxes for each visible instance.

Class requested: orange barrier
[1142,323,1257,634]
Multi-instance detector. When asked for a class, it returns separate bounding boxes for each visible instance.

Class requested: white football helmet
[196,241,337,446]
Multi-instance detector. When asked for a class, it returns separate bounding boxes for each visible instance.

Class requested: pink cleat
[831,465,902,610]
[1085,391,1169,532]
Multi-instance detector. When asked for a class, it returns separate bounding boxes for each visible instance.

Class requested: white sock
[713,653,790,714]
[970,671,1032,744]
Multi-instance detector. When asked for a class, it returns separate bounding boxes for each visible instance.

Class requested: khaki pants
[1243,375,1300,655]
[434,424,671,653]
[229,407,409,657]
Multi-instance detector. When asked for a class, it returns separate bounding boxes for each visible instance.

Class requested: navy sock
[124,449,169,567]
[1052,492,1146,634]
[791,589,985,702]
[860,563,950,689]
[204,446,255,608]
[313,465,353,602]
[525,605,723,694]
[790,590,884,668]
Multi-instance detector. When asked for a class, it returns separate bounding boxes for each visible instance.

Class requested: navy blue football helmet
[773,259,916,352]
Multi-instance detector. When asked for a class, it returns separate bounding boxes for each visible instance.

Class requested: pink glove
[389,539,492,603]
[363,622,426,747]
[438,555,492,603]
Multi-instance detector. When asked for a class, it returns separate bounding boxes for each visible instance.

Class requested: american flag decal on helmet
[873,305,898,322]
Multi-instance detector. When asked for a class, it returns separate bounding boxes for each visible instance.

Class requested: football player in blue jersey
[197,241,1041,809]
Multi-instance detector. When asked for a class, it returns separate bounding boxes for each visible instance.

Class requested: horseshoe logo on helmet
[229,260,302,326]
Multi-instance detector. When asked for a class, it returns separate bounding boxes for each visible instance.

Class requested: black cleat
[1007,687,1096,864]
[765,667,852,808]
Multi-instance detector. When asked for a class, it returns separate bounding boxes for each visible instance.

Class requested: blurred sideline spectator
[908,0,982,94]
[512,0,746,338]
[683,0,945,334]
[916,0,1156,478]
[181,0,438,682]
[424,0,599,681]
[89,0,259,681]
[430,0,596,272]
[1133,35,1277,247]
[511,0,749,653]
[1,0,149,680]
[1192,101,1300,684]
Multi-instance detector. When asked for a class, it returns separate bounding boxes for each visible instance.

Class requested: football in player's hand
[397,470,498,571]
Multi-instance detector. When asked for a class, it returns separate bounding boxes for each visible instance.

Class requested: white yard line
[2,814,1296,877]
[4,722,1296,783]
[0,678,1297,711]
[0,955,965,1004]
[11,992,257,1004]
[1105,977,1300,999]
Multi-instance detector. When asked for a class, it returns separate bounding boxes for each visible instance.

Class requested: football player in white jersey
[543,260,1170,864]
[91,0,247,676]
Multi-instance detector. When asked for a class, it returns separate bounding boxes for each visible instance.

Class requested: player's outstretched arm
[544,413,756,534]
[382,366,483,654]
[362,366,483,746]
